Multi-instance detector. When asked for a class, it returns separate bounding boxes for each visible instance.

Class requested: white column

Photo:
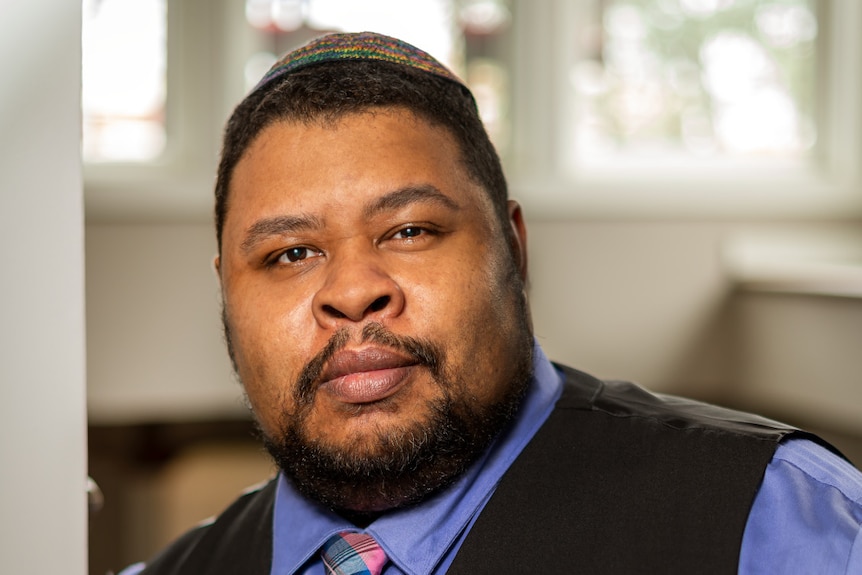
[0,1,87,573]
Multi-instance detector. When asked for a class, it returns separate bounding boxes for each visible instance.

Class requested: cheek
[403,248,522,376]
[243,378,289,436]
[223,282,318,419]
[453,254,526,392]
[399,258,483,335]
[228,277,316,355]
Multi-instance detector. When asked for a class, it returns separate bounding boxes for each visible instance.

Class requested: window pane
[305,0,457,67]
[243,0,511,148]
[82,0,167,163]
[245,0,456,70]
[568,0,817,167]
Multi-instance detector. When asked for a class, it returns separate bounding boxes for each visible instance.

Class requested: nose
[311,248,405,327]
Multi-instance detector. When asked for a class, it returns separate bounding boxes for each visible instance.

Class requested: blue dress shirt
[120,342,862,574]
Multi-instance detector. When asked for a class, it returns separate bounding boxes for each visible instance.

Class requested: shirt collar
[271,340,563,574]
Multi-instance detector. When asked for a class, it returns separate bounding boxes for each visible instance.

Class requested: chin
[263,366,531,518]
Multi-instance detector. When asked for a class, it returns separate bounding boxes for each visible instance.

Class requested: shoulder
[553,363,796,439]
[741,437,862,574]
[138,479,277,575]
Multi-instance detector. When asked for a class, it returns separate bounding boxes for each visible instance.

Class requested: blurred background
[9,0,862,573]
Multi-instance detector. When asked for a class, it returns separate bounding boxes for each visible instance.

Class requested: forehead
[224,109,493,232]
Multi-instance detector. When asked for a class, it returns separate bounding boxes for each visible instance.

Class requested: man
[125,32,862,574]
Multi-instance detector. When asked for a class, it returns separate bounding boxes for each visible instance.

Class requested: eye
[275,246,322,264]
[392,226,426,240]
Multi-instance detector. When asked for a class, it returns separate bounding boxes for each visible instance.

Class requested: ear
[213,254,221,276]
[507,200,528,281]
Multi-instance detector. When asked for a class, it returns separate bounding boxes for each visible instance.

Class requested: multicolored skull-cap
[253,31,466,94]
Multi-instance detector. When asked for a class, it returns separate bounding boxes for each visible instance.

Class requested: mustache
[294,323,444,406]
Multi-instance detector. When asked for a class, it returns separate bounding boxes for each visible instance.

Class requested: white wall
[526,219,862,433]
[0,1,87,573]
[528,220,730,387]
[86,224,240,424]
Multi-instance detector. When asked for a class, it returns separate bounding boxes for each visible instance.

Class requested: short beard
[222,243,534,522]
[260,322,533,523]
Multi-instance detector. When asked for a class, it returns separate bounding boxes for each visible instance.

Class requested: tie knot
[321,531,388,575]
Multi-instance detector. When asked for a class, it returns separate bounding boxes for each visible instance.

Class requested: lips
[318,347,419,404]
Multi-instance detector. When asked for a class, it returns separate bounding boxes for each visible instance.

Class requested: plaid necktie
[321,532,388,575]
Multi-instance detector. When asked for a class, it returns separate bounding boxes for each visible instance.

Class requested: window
[82,0,514,218]
[82,0,167,163]
[241,0,512,148]
[507,0,862,218]
[567,0,817,166]
[82,0,862,220]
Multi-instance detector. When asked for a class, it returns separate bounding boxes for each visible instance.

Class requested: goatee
[260,322,534,523]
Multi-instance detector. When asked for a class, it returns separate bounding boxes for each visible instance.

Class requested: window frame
[83,0,236,222]
[505,0,862,220]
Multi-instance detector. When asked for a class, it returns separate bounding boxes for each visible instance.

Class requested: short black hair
[214,59,509,252]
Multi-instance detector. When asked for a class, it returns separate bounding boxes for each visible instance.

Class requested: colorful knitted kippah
[254,31,464,94]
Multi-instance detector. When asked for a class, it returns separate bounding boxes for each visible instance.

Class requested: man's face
[218,108,532,516]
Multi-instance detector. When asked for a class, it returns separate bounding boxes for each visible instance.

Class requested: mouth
[318,347,420,405]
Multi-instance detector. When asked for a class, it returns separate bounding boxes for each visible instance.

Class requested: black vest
[140,365,804,574]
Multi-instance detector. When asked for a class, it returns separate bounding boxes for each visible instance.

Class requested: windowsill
[507,158,862,221]
[723,232,862,298]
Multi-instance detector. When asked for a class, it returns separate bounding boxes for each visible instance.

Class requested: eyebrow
[363,185,461,219]
[240,185,461,254]
[240,213,323,254]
